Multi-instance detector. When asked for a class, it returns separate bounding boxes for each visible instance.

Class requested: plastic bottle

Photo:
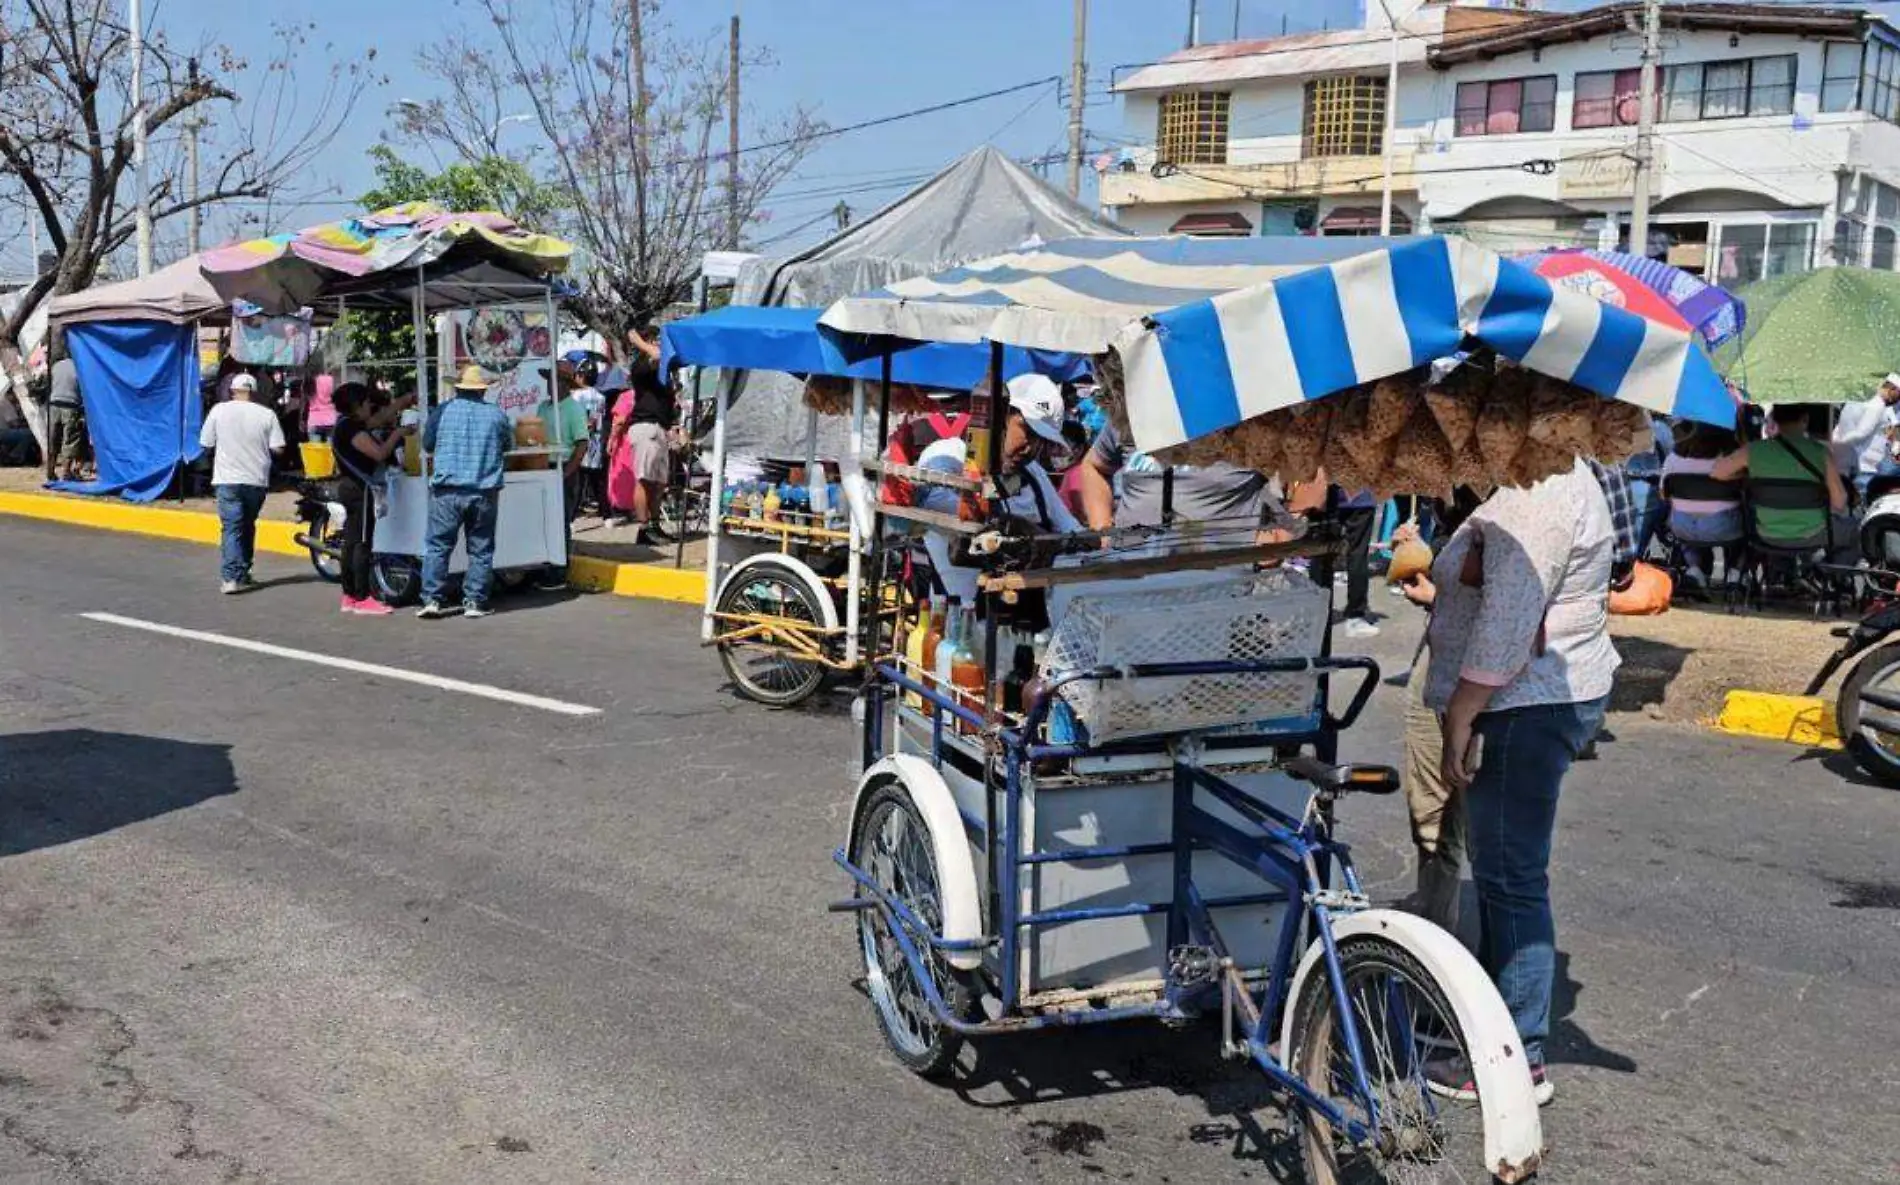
[903,597,935,710]
[747,480,764,521]
[950,607,987,732]
[996,641,1035,719]
[933,596,962,707]
[762,483,782,523]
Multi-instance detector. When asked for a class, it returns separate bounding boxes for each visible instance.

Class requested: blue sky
[127,0,1372,255]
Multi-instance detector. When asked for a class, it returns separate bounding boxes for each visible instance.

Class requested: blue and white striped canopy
[819,235,1736,456]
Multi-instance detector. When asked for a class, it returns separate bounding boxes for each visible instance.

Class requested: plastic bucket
[300,442,336,478]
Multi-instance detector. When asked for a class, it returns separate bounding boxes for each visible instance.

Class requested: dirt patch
[1609,605,1841,725]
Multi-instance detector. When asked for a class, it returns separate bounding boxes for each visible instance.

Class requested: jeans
[422,486,501,608]
[1629,475,1664,558]
[1463,695,1608,1067]
[215,484,268,583]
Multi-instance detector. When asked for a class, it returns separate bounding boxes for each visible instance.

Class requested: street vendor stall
[813,233,1733,1185]
[658,301,1087,705]
[199,203,575,601]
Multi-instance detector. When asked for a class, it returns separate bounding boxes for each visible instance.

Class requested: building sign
[1557,147,1655,202]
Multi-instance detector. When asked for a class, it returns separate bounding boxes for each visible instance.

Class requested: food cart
[656,303,1087,705]
[199,204,575,602]
[815,233,1737,1183]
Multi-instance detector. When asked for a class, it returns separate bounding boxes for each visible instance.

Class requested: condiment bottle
[903,597,935,710]
[950,606,986,732]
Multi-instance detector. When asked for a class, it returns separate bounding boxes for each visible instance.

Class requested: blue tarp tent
[49,320,201,502]
[658,304,1088,388]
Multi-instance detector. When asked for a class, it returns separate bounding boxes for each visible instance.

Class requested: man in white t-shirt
[199,373,285,593]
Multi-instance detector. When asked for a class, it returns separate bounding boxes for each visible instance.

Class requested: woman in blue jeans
[1403,458,1618,1106]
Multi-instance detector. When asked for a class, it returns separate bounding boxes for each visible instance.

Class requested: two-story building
[1100,1,1900,286]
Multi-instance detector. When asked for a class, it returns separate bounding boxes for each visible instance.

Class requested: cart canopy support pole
[701,368,731,643]
[982,338,1006,980]
[843,376,869,666]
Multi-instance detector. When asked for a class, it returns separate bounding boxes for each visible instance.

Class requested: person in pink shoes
[330,382,413,615]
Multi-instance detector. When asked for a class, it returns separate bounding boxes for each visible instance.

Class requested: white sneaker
[1342,617,1381,639]
[220,580,241,595]
[416,601,457,619]
[461,603,493,619]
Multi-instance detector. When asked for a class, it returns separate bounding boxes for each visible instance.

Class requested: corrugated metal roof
[1114,8,1446,93]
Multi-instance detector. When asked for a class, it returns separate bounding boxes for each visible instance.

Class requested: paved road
[1,519,1896,1184]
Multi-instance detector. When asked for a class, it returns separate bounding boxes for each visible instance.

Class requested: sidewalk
[0,467,706,604]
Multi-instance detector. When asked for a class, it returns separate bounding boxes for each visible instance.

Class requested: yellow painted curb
[0,490,305,557]
[1715,690,1842,749]
[0,489,707,605]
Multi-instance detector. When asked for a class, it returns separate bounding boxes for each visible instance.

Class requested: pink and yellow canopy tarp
[198,202,571,314]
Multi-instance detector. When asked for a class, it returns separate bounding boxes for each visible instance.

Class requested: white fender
[846,754,985,972]
[717,552,840,635]
[1279,908,1543,1183]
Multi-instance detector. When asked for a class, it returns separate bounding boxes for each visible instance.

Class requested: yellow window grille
[1156,91,1231,166]
[1302,75,1387,158]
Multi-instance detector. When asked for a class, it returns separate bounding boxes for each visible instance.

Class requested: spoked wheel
[714,564,829,707]
[308,530,342,583]
[1291,936,1490,1185]
[1839,642,1900,788]
[372,556,422,607]
[852,781,976,1078]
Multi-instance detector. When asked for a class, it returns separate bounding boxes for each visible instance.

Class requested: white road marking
[80,612,601,717]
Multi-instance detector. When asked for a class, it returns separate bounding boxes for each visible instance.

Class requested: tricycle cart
[820,233,1741,1183]
[656,304,1088,707]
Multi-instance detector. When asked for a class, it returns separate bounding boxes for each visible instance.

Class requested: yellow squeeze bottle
[903,598,935,710]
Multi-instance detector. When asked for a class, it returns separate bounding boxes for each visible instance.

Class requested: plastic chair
[1739,476,1844,612]
[1658,471,1744,601]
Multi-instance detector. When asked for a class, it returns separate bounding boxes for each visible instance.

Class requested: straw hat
[452,364,494,392]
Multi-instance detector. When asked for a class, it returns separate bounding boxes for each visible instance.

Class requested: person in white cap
[198,372,284,594]
[1830,372,1900,497]
[913,373,1081,602]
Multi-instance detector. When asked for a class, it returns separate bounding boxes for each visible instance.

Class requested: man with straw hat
[418,364,514,619]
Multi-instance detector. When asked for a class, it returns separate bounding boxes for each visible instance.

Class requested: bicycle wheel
[852,780,975,1078]
[1290,935,1489,1185]
[1838,642,1900,788]
[714,564,828,707]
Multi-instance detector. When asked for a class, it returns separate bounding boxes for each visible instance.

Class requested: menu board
[448,304,554,423]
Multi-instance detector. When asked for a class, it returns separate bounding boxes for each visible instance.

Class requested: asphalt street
[1,517,1896,1184]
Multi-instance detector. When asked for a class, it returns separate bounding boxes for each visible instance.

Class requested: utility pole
[1375,0,1400,236]
[130,0,152,275]
[1067,0,1087,199]
[184,59,202,256]
[1186,0,1199,48]
[1628,0,1662,257]
[727,13,742,251]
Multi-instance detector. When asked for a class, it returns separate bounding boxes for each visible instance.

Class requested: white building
[1100,1,1900,285]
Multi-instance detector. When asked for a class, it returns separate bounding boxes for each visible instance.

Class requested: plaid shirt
[1587,459,1641,572]
[423,394,512,491]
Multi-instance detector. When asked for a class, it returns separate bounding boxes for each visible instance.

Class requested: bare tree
[0,2,378,350]
[395,0,822,342]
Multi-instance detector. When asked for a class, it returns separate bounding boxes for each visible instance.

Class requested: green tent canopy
[1715,267,1900,404]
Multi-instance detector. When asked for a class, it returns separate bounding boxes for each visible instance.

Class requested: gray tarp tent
[722,145,1126,460]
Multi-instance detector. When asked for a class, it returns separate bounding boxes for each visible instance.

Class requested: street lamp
[1371,0,1405,238]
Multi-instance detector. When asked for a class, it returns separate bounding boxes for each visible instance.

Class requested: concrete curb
[0,490,707,607]
[1714,689,1842,750]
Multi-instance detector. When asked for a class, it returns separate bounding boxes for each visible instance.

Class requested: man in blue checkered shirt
[418,366,514,619]
[1587,458,1642,583]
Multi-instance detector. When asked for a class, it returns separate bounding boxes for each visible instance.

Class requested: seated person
[1661,422,1743,585]
[915,375,1079,602]
[1711,403,1851,556]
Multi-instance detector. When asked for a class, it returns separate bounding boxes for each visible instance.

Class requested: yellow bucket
[300,442,336,478]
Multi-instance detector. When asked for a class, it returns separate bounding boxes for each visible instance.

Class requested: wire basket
[1041,570,1330,743]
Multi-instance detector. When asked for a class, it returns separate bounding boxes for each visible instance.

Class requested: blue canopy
[658,304,1088,390]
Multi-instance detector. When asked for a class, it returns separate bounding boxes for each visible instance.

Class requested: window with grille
[1822,42,1863,112]
[1156,91,1231,166]
[1302,76,1387,158]
[1866,41,1900,124]
[1454,76,1557,136]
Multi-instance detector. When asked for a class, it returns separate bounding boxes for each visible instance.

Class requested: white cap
[1006,374,1066,444]
[1885,372,1900,389]
[231,373,257,392]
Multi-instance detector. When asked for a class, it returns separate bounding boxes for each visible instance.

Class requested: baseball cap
[231,373,257,392]
[1886,372,1900,388]
[1006,374,1066,444]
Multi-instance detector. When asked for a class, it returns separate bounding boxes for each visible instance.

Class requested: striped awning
[819,234,1735,454]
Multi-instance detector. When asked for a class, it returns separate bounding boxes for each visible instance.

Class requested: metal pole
[842,373,868,667]
[1377,0,1399,237]
[1066,0,1087,200]
[130,0,152,275]
[1185,0,1199,48]
[701,369,730,644]
[727,14,742,251]
[1629,0,1662,257]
